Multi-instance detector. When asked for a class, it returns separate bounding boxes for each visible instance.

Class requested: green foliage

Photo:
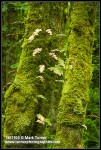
[58,57,65,68]
[2,2,7,12]
[10,63,19,69]
[36,114,52,126]
[92,63,99,72]
[83,3,99,148]
[49,65,63,76]
[2,24,7,32]
[5,2,28,11]
[83,118,99,148]
[45,118,52,126]
[83,87,99,148]
[43,124,55,148]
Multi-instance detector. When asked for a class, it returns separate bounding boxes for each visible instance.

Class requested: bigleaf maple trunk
[55,2,96,148]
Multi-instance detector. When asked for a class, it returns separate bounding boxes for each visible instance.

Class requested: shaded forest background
[2,2,99,148]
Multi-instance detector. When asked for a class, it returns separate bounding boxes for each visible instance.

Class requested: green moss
[3,2,64,148]
[55,2,96,148]
[55,125,83,148]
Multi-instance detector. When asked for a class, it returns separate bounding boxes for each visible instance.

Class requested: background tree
[2,2,28,147]
[83,2,99,148]
[2,2,28,93]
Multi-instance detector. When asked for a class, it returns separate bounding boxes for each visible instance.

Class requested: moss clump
[55,125,83,148]
[4,75,38,137]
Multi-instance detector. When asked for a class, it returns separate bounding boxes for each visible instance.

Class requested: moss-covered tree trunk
[55,2,96,148]
[31,2,67,148]
[3,2,50,148]
[3,2,65,148]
